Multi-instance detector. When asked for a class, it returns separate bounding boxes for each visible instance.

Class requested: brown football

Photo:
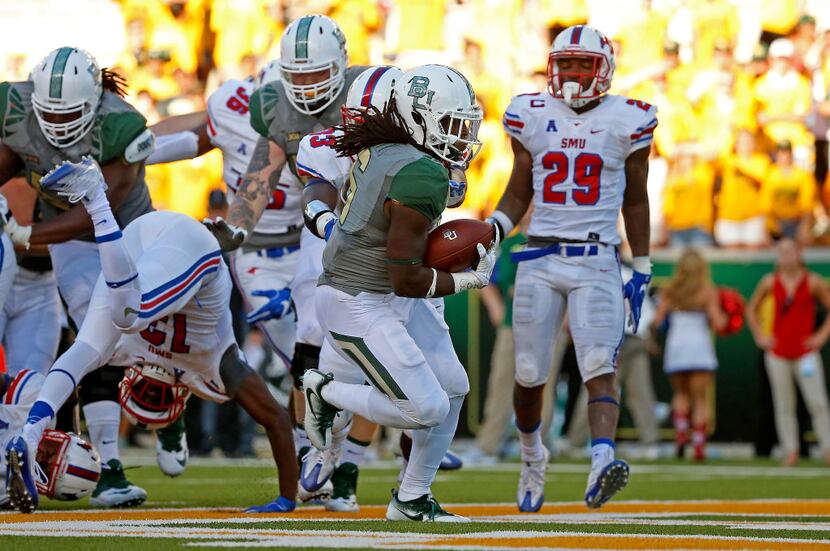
[424,219,495,273]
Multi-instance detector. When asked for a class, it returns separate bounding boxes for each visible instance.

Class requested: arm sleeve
[628,102,659,155]
[387,157,449,222]
[100,111,148,164]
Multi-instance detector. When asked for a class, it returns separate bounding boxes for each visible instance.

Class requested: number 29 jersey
[503,93,658,245]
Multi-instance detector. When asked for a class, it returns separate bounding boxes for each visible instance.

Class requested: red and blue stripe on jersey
[139,250,222,319]
[630,117,658,146]
[502,111,525,135]
[3,369,35,405]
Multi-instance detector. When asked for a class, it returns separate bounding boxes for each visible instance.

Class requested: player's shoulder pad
[388,151,449,222]
[249,81,282,138]
[609,94,658,151]
[97,92,148,164]
[502,92,547,139]
[0,81,32,141]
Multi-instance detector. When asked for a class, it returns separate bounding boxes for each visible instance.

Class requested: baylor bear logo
[407,76,435,110]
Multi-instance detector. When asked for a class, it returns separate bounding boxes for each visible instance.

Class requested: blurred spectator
[662,153,716,247]
[753,39,812,155]
[327,0,383,66]
[746,238,830,466]
[653,249,727,460]
[760,140,816,242]
[714,130,770,249]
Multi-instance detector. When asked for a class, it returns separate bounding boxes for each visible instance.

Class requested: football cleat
[517,446,550,513]
[439,450,463,471]
[584,459,629,509]
[5,436,39,513]
[301,369,340,450]
[297,478,332,504]
[89,459,147,508]
[300,446,338,492]
[326,462,359,512]
[386,490,468,522]
[244,495,296,513]
[156,416,188,478]
[41,156,107,204]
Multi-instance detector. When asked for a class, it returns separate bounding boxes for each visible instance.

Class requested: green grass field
[3,458,830,549]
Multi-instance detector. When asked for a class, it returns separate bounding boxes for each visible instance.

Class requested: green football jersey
[0,81,153,240]
[248,66,367,181]
[320,143,449,295]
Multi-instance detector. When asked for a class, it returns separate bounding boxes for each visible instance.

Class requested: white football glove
[0,193,31,249]
[203,216,247,251]
[450,239,499,294]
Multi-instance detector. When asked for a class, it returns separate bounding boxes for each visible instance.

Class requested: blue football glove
[244,495,296,513]
[323,217,335,241]
[623,270,652,333]
[246,288,292,324]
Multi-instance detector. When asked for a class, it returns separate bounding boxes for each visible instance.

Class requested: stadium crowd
[4,0,830,249]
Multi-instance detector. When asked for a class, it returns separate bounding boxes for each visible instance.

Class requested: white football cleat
[301,369,339,450]
[517,446,549,512]
[89,459,147,508]
[156,418,188,478]
[584,459,629,509]
[300,446,338,492]
[297,478,333,504]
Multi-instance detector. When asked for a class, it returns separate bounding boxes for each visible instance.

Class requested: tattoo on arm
[226,137,284,233]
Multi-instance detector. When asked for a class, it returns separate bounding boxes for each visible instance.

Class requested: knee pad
[78,364,126,404]
[219,344,256,398]
[515,352,546,388]
[290,343,320,390]
[582,347,615,381]
[400,391,450,428]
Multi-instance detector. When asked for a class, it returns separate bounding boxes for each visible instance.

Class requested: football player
[297,66,465,512]
[145,62,302,481]
[301,64,495,522]
[202,14,368,473]
[487,25,656,511]
[0,47,153,507]
[4,158,298,514]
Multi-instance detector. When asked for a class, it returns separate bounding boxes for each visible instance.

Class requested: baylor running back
[321,143,448,295]
[0,80,153,237]
[249,64,367,181]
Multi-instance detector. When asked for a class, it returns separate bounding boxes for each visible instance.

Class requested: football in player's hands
[424,219,496,273]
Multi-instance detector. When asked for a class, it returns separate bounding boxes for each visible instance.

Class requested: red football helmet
[718,287,745,337]
[119,365,191,430]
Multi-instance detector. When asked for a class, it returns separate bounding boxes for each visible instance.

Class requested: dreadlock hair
[332,102,420,158]
[101,68,128,98]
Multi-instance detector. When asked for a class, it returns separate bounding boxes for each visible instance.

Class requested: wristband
[487,210,514,238]
[304,200,337,239]
[632,256,652,274]
[451,272,480,294]
[6,218,31,250]
[426,268,438,298]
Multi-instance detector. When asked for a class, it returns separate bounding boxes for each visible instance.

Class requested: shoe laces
[426,496,449,520]
[33,462,48,486]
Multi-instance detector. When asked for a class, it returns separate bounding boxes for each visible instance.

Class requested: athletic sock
[517,422,545,463]
[83,401,122,464]
[692,424,706,460]
[673,412,690,445]
[341,436,371,467]
[590,438,615,470]
[398,395,462,502]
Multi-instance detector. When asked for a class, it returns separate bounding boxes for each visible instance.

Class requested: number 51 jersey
[503,93,657,246]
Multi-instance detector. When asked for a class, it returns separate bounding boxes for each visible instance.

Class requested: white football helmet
[279,15,348,115]
[342,66,403,124]
[31,47,103,148]
[36,430,101,501]
[257,58,282,88]
[394,65,483,166]
[119,364,191,430]
[548,25,616,108]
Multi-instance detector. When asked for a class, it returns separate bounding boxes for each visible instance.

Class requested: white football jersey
[503,93,658,245]
[207,79,303,234]
[296,127,353,200]
[0,369,45,445]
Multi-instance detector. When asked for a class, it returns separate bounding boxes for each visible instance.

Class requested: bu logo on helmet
[408,76,435,109]
[443,229,458,240]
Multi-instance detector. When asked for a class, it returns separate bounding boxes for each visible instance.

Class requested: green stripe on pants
[330,331,408,400]
[49,47,73,99]
[294,16,314,59]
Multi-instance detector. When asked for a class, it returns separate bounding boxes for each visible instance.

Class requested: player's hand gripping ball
[424,219,496,272]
